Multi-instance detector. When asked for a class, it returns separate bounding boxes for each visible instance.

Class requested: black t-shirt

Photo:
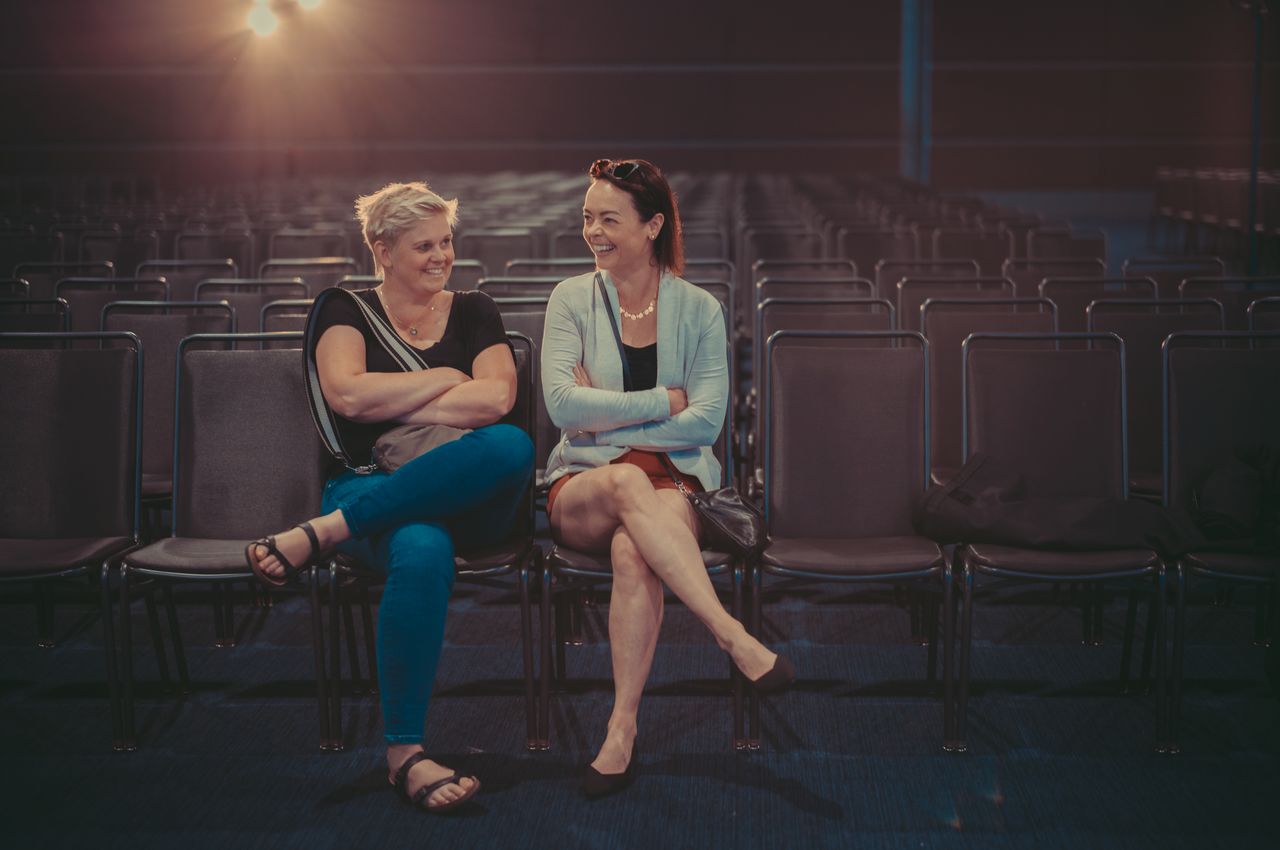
[313,288,510,467]
[622,342,658,391]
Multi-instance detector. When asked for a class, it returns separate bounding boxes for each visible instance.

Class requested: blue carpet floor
[1,573,1276,849]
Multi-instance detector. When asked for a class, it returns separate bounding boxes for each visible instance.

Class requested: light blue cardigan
[540,269,728,490]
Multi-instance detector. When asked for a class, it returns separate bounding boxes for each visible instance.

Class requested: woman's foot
[388,749,479,812]
[589,721,637,776]
[719,625,778,682]
[247,511,348,584]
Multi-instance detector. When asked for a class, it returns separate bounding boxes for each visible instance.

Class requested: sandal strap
[392,751,432,799]
[413,773,466,809]
[295,521,321,557]
[278,522,321,581]
[259,537,299,577]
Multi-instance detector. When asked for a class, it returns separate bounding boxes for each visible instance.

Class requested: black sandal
[244,521,323,589]
[392,751,481,814]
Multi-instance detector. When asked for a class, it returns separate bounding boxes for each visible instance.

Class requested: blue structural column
[900,0,933,184]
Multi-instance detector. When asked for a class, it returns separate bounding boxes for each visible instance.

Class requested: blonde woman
[246,181,533,814]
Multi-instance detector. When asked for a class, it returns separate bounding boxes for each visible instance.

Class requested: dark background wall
[0,0,1274,189]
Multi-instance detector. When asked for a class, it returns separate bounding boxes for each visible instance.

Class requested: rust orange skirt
[546,449,703,521]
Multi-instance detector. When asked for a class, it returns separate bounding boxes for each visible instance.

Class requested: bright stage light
[248,2,279,36]
[298,0,323,9]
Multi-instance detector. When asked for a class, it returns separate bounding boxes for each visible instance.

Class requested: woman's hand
[572,363,591,388]
[666,387,688,416]
[428,366,471,387]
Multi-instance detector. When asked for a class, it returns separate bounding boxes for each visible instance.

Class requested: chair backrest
[897,277,1016,331]
[476,276,560,299]
[196,278,308,331]
[448,259,487,292]
[1123,256,1225,299]
[684,259,735,283]
[492,299,557,475]
[1002,257,1106,296]
[551,230,592,259]
[752,259,857,284]
[1178,277,1280,331]
[175,228,253,272]
[1,232,64,271]
[964,335,1126,499]
[0,299,69,336]
[11,261,114,301]
[1028,227,1107,262]
[1164,334,1280,509]
[1248,296,1280,336]
[55,278,169,335]
[136,260,239,301]
[929,228,1013,273]
[1039,277,1157,334]
[456,228,540,277]
[0,333,140,539]
[172,337,327,538]
[756,277,874,309]
[0,279,29,299]
[336,275,379,291]
[268,228,348,260]
[259,258,358,295]
[875,259,980,300]
[1088,300,1225,486]
[500,332,538,538]
[81,230,159,271]
[922,300,1057,480]
[505,258,595,278]
[764,332,928,538]
[837,226,917,277]
[683,227,729,260]
[260,298,315,341]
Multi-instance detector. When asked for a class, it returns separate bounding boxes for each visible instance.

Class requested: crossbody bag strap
[304,286,430,473]
[595,272,633,392]
[655,451,692,496]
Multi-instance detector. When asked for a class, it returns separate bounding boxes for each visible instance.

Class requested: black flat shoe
[747,653,796,695]
[582,738,638,799]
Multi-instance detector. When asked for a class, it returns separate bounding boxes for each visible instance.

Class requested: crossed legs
[551,463,777,774]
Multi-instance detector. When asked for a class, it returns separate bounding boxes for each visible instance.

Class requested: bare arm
[316,325,467,423]
[401,342,517,428]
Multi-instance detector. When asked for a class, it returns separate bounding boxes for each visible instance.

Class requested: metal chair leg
[143,590,172,689]
[358,582,378,694]
[941,560,960,751]
[954,561,975,752]
[1163,563,1184,754]
[308,565,333,752]
[100,563,125,751]
[35,582,55,648]
[731,562,747,750]
[327,564,344,750]
[1120,588,1139,689]
[518,556,543,751]
[748,565,762,750]
[538,559,554,748]
[118,564,137,750]
[340,597,363,695]
[162,584,190,692]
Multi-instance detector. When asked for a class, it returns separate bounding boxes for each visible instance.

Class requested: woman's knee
[473,424,534,480]
[602,463,653,512]
[384,523,456,594]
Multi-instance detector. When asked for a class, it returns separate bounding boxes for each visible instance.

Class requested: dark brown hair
[588,158,684,275]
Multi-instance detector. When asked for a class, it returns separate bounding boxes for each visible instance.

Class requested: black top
[622,342,658,391]
[312,288,510,467]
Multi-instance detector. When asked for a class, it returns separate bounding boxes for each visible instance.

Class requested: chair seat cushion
[549,545,732,575]
[964,543,1159,577]
[0,537,135,575]
[125,538,254,575]
[1184,550,1280,579]
[333,543,530,581]
[763,536,943,576]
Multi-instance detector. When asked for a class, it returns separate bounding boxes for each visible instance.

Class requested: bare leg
[591,524,664,774]
[551,465,777,682]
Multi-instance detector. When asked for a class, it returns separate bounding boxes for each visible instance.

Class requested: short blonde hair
[354,181,460,277]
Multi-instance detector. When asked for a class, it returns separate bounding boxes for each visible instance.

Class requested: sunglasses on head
[591,159,642,181]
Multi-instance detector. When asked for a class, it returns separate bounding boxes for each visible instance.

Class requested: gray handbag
[372,422,469,472]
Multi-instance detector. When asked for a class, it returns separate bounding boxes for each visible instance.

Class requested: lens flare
[248,3,278,36]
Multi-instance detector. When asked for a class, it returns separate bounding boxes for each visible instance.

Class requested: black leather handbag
[596,273,767,559]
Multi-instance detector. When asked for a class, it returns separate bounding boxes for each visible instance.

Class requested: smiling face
[582,179,663,279]
[376,214,454,295]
